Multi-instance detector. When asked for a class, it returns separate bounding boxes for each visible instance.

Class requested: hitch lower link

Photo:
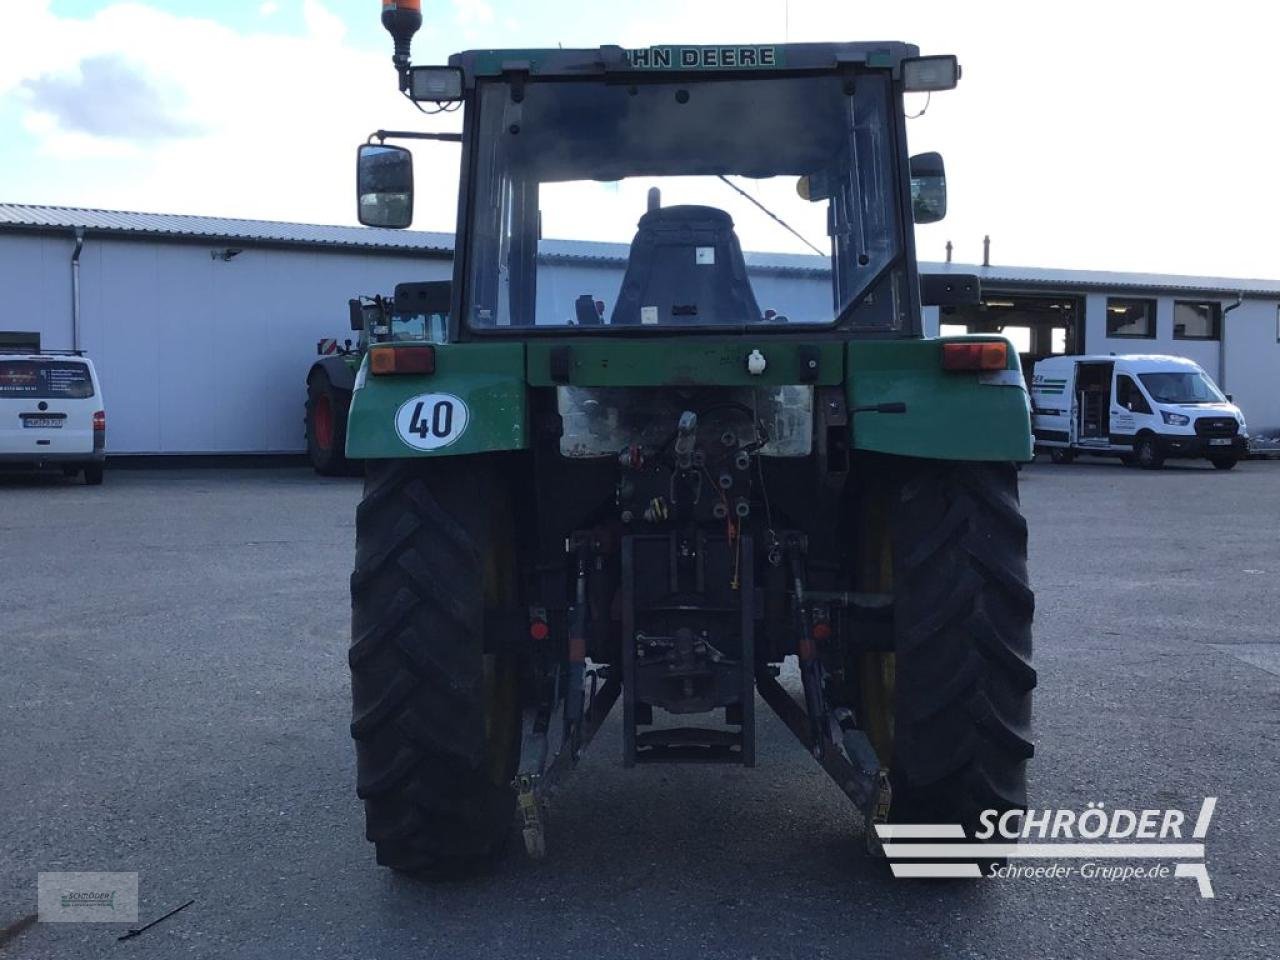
[753,540,893,853]
[514,538,620,859]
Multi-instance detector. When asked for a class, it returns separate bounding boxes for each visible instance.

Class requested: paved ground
[1,458,1278,959]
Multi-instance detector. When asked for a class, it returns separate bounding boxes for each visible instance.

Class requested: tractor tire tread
[350,458,516,875]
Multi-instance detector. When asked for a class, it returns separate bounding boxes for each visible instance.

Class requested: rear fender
[345,343,527,459]
[846,337,1033,462]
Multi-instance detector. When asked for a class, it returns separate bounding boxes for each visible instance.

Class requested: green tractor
[346,1,1035,875]
[306,284,449,475]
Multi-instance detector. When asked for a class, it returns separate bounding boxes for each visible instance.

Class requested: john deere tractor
[346,0,1035,875]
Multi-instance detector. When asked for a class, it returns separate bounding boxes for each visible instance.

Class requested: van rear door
[1031,362,1073,447]
[0,358,98,457]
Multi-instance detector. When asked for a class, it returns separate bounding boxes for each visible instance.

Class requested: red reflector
[529,620,549,641]
[942,341,1008,371]
[812,621,832,641]
[92,411,105,431]
[370,345,436,376]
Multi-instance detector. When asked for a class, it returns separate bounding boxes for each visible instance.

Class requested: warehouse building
[2,203,1277,455]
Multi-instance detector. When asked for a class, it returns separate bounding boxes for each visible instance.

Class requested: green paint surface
[525,340,844,387]
[347,336,1030,463]
[345,343,527,459]
[846,338,1033,462]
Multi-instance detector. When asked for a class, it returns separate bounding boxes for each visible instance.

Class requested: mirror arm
[370,129,463,144]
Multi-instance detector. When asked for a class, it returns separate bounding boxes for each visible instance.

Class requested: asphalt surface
[1,458,1278,959]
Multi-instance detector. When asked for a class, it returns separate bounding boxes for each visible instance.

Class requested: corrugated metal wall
[0,232,448,454]
[2,227,1275,454]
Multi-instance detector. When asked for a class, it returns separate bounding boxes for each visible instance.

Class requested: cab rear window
[0,360,95,399]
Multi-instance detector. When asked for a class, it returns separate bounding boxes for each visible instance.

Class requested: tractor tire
[888,460,1036,843]
[1134,435,1164,470]
[349,457,522,875]
[306,372,350,476]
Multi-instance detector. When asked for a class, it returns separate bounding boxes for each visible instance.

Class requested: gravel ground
[1,458,1277,959]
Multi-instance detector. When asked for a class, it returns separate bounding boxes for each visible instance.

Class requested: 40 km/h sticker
[394,393,469,451]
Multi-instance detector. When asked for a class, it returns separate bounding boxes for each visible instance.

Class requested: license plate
[23,418,63,429]
[1209,438,1231,446]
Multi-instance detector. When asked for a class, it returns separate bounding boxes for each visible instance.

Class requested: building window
[1106,298,1156,338]
[1173,300,1221,340]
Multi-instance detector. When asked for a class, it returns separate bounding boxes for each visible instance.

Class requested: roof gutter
[70,227,85,352]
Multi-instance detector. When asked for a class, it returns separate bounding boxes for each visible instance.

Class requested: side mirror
[909,151,947,224]
[1226,393,1234,403]
[357,143,414,228]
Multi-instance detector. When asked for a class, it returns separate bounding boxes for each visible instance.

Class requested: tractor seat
[610,205,763,326]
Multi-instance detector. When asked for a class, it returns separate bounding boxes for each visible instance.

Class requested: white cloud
[259,1,280,16]
[452,0,496,27]
[0,0,461,229]
[0,0,1277,279]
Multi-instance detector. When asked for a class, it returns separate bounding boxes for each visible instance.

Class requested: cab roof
[448,41,920,80]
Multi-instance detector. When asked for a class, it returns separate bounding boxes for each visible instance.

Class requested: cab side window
[1116,375,1152,414]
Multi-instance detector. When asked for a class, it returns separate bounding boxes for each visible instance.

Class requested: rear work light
[370,345,436,376]
[92,410,105,431]
[902,55,960,92]
[941,341,1008,371]
[409,67,464,102]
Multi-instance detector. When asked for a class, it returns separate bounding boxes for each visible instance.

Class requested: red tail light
[92,410,106,431]
[942,341,1008,371]
[369,345,436,376]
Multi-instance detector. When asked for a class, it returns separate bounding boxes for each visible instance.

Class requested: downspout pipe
[71,228,85,353]
[1219,292,1243,393]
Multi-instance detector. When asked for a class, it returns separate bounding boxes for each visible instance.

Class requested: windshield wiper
[716,176,824,256]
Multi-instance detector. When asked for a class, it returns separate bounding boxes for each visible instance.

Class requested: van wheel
[1210,457,1238,471]
[84,464,104,485]
[1134,436,1164,470]
[1049,449,1074,465]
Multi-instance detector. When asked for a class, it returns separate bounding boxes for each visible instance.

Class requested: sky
[1,0,1277,279]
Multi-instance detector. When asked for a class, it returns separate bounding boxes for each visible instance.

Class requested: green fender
[846,337,1033,462]
[344,336,1032,463]
[344,343,527,459]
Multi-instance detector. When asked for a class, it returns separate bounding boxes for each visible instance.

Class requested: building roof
[922,261,1280,299]
[0,202,830,277]
[0,203,454,256]
[3,203,1278,296]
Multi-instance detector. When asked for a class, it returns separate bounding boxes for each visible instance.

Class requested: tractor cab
[358,39,957,339]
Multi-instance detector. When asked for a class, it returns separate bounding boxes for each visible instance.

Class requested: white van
[1031,354,1247,470]
[0,353,106,484]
